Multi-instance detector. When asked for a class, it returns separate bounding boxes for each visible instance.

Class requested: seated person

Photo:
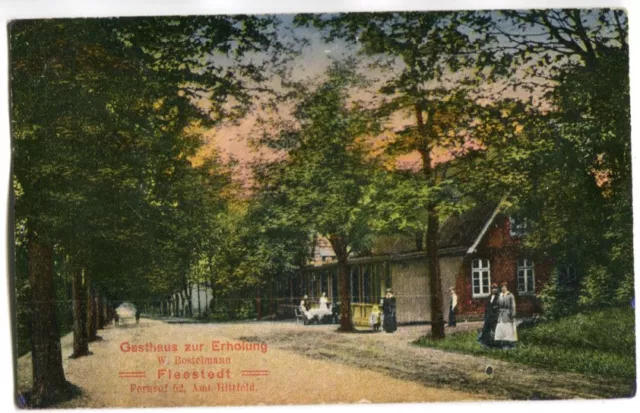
[299,295,313,324]
[314,292,333,323]
[319,292,329,309]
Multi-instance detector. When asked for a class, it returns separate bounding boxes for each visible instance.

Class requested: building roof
[307,201,504,270]
[437,202,502,250]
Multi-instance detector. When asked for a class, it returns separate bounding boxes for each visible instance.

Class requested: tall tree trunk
[70,268,89,358]
[106,302,112,323]
[103,296,108,325]
[96,294,105,329]
[86,281,97,342]
[28,233,71,406]
[185,285,193,317]
[204,285,208,315]
[269,280,274,316]
[93,294,99,333]
[329,235,354,332]
[172,294,177,316]
[426,205,445,338]
[181,289,190,317]
[256,286,261,320]
[289,279,293,305]
[416,104,446,340]
[210,279,216,314]
[197,282,201,316]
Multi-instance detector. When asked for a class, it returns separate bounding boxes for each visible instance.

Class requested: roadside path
[15,318,486,407]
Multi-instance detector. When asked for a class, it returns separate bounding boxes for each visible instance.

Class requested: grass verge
[415,307,636,380]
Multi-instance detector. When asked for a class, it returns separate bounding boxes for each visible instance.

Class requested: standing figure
[478,283,500,346]
[317,292,332,323]
[135,308,141,324]
[382,288,397,333]
[369,305,382,332]
[448,287,458,327]
[114,312,120,327]
[331,302,340,324]
[494,282,518,348]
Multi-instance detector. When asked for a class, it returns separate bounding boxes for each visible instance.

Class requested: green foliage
[208,297,256,322]
[415,307,636,380]
[579,265,633,309]
[523,307,635,356]
[460,11,632,316]
[235,299,258,320]
[10,10,633,348]
[492,10,628,89]
[256,60,382,255]
[295,11,496,226]
[10,15,290,314]
[539,268,580,319]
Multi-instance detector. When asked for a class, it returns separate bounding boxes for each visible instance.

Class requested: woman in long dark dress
[478,283,500,346]
[382,288,397,333]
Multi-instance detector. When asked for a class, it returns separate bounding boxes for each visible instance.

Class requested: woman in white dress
[319,292,329,309]
[494,282,518,348]
[315,292,332,323]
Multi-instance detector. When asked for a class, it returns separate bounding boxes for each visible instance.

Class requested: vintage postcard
[3,0,637,410]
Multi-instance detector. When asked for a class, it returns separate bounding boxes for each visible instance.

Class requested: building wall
[299,254,466,325]
[455,216,552,318]
[190,283,214,316]
[294,215,553,323]
[391,259,430,323]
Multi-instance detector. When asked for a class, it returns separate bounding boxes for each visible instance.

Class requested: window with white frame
[471,259,491,297]
[517,259,535,294]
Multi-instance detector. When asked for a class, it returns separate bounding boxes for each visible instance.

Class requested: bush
[208,297,256,321]
[415,307,636,380]
[614,270,634,305]
[539,268,580,319]
[579,264,620,308]
[236,299,257,320]
[209,303,231,321]
[520,307,635,356]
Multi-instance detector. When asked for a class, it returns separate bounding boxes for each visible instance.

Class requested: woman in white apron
[494,282,518,348]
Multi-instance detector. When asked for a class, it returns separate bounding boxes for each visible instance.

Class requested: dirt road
[221,320,634,400]
[15,318,487,408]
[16,318,634,407]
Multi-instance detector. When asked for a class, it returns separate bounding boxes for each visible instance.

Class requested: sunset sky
[191,11,582,182]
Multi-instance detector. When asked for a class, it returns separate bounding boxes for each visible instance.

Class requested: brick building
[279,201,553,325]
[441,202,553,318]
